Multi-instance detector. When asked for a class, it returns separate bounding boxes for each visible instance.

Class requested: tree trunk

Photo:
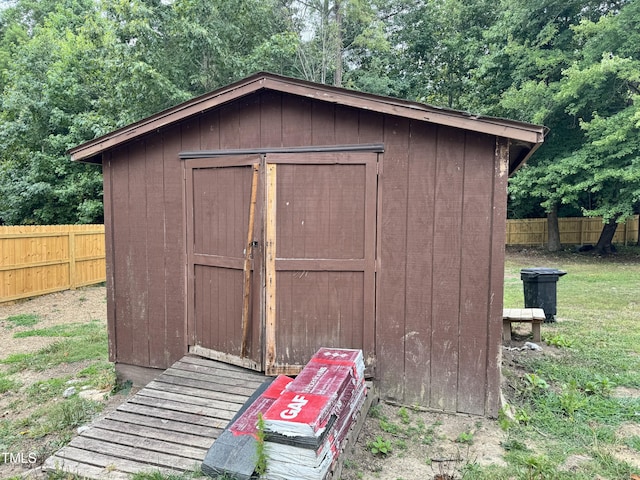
[547,204,561,252]
[595,217,619,255]
[333,0,343,87]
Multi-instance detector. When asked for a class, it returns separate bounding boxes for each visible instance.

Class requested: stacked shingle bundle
[201,375,292,480]
[261,348,366,480]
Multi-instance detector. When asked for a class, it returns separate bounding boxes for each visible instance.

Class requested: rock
[77,425,90,434]
[62,387,76,398]
[78,389,104,402]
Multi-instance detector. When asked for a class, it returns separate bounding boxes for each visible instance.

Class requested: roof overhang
[70,72,547,174]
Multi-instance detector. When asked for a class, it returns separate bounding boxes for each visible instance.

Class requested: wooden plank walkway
[43,355,267,479]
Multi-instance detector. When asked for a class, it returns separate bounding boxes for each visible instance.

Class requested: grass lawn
[498,246,640,479]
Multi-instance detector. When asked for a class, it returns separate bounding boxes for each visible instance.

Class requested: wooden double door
[185,152,377,375]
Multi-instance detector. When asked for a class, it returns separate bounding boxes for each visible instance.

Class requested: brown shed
[71,73,545,416]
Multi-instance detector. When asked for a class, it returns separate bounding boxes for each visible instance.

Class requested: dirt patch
[613,387,640,399]
[341,402,506,480]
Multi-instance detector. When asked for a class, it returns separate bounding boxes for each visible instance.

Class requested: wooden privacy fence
[0,225,106,303]
[506,215,639,246]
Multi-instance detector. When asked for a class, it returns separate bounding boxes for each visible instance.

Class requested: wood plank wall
[104,91,506,415]
[0,225,105,303]
[376,118,503,416]
[104,127,185,369]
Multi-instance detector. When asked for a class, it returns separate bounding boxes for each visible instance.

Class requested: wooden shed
[71,73,545,416]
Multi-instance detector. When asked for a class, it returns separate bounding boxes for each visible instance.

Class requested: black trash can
[520,268,567,322]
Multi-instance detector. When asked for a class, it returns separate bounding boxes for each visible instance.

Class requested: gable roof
[69,72,546,171]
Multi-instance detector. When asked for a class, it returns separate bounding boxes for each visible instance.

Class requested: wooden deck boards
[43,355,267,479]
[44,354,375,479]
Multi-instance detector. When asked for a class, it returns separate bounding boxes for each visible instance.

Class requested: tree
[553,3,640,253]
[0,0,107,224]
[0,0,304,224]
[483,0,635,253]
[391,0,497,108]
[152,0,296,93]
[0,0,189,224]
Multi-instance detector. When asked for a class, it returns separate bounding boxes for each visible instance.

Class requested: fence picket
[506,215,639,246]
[0,225,105,303]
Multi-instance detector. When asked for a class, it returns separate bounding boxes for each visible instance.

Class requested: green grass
[13,319,103,338]
[0,316,112,472]
[129,468,204,480]
[499,247,640,478]
[3,313,39,328]
[1,320,107,373]
[0,372,20,394]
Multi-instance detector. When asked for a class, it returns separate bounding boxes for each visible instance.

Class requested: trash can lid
[520,267,567,277]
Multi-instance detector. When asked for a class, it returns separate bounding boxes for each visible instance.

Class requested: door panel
[186,152,377,376]
[265,153,377,375]
[186,156,263,370]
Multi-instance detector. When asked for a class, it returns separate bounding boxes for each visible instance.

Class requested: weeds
[543,333,573,348]
[4,313,39,328]
[397,406,410,424]
[368,436,392,456]
[130,468,203,480]
[1,324,107,373]
[497,249,640,479]
[12,320,103,338]
[455,431,474,445]
[558,381,588,419]
[522,373,549,395]
[0,373,20,394]
[255,413,267,475]
[626,436,640,452]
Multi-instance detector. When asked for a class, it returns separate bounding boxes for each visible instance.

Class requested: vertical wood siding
[106,90,505,415]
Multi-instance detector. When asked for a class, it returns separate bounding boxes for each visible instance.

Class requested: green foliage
[79,361,117,391]
[501,252,640,478]
[4,313,39,328]
[455,430,474,445]
[367,403,382,419]
[379,416,401,435]
[397,406,410,425]
[24,396,102,439]
[367,435,392,456]
[522,373,549,396]
[25,377,68,402]
[255,412,267,475]
[501,0,640,243]
[500,438,528,452]
[544,333,573,348]
[130,470,203,480]
[0,0,293,225]
[558,381,588,419]
[583,376,614,397]
[514,408,531,426]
